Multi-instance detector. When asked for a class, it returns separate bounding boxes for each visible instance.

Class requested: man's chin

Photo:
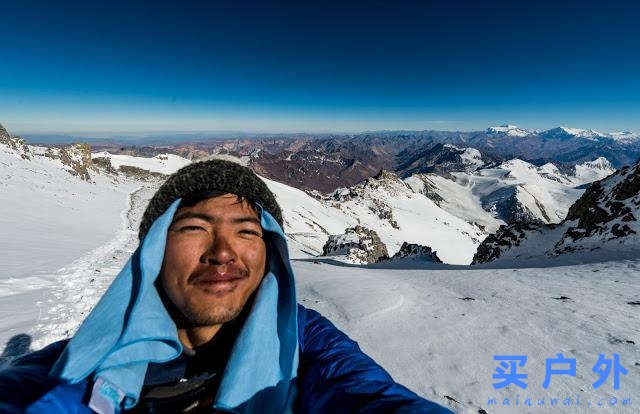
[185,304,242,326]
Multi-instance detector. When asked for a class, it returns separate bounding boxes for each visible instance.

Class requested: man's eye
[240,229,261,237]
[180,225,205,232]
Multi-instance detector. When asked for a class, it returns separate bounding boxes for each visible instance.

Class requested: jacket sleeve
[295,305,453,414]
[0,339,68,413]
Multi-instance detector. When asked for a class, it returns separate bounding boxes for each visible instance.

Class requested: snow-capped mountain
[538,127,640,144]
[609,130,640,144]
[540,126,610,141]
[65,123,640,194]
[473,159,640,265]
[486,124,532,137]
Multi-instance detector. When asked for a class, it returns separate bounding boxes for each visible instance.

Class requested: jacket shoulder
[295,304,452,413]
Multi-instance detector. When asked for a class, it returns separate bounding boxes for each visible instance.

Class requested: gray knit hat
[138,159,283,241]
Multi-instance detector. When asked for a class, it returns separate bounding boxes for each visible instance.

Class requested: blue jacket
[0,199,452,413]
[0,306,451,413]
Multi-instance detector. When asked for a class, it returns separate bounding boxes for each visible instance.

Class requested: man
[0,160,452,413]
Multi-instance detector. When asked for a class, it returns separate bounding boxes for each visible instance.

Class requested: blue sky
[1,1,639,134]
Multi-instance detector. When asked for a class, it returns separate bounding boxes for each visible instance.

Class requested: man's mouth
[189,269,248,293]
[192,272,245,283]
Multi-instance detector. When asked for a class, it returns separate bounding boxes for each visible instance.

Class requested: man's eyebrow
[172,211,215,224]
[230,216,261,225]
[171,212,261,226]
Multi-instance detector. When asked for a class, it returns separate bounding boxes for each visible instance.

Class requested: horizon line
[11,125,638,138]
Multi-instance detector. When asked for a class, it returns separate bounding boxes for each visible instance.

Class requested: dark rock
[322,225,389,264]
[388,242,442,263]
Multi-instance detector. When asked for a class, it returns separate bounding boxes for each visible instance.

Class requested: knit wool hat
[138,159,283,241]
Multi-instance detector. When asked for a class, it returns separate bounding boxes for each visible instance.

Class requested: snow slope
[296,259,639,413]
[266,173,486,265]
[0,141,145,351]
[405,157,615,235]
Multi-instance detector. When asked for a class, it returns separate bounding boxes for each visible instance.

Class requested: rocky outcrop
[327,170,409,229]
[322,226,389,264]
[0,123,30,159]
[481,185,550,224]
[92,156,118,174]
[472,222,546,264]
[385,242,442,263]
[117,165,166,181]
[43,143,94,181]
[557,162,639,246]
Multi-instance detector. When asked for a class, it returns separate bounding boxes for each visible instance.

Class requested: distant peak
[580,157,613,170]
[542,126,607,139]
[609,130,640,143]
[486,124,531,137]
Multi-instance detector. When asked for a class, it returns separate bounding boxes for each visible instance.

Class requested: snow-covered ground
[296,259,639,413]
[0,143,147,350]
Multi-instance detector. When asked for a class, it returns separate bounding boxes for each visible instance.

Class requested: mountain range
[4,122,628,266]
[71,124,640,194]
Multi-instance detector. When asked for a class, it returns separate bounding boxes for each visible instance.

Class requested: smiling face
[160,193,267,328]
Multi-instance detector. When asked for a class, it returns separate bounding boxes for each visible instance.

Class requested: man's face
[160,193,267,327]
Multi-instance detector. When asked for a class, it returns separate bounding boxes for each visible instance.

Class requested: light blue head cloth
[50,199,299,413]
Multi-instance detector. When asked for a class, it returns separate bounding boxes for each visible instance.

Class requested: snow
[91,151,192,174]
[574,157,615,183]
[1,143,639,413]
[487,125,640,144]
[486,125,532,137]
[609,130,640,144]
[0,143,144,350]
[475,161,640,268]
[426,157,614,226]
[405,173,504,233]
[296,259,640,412]
[541,126,609,141]
[459,147,484,169]
[266,174,485,264]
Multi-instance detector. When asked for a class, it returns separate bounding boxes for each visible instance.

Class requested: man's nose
[201,232,237,264]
